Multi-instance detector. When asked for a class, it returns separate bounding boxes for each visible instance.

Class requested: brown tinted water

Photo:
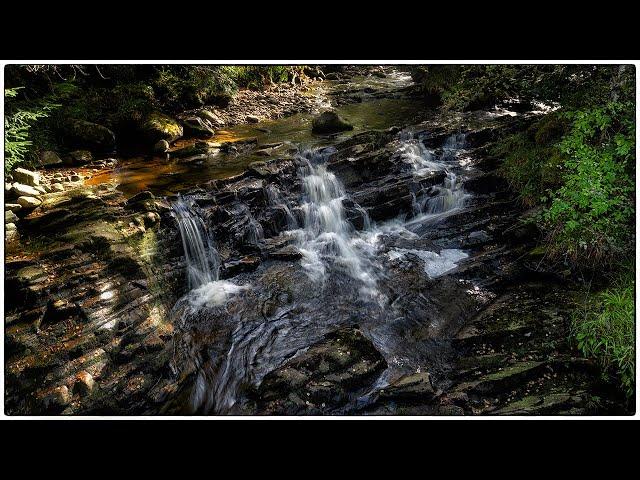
[86,74,422,198]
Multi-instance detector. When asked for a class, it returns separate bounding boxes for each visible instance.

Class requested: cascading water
[292,147,378,295]
[178,132,475,414]
[172,197,220,289]
[171,197,247,309]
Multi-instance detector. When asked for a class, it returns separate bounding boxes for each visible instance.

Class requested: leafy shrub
[4,87,59,174]
[543,101,635,263]
[572,266,635,397]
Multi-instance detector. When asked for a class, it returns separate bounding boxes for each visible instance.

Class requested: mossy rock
[141,112,184,144]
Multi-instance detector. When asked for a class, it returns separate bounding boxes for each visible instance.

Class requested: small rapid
[173,130,475,414]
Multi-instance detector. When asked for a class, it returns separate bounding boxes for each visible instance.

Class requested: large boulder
[39,151,63,168]
[312,110,354,134]
[140,112,183,144]
[12,168,40,187]
[181,116,215,138]
[62,119,116,153]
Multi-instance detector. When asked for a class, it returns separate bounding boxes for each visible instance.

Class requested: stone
[6,222,17,231]
[5,210,18,224]
[13,167,40,187]
[140,112,183,143]
[34,186,46,194]
[181,116,215,138]
[197,109,225,127]
[73,371,95,396]
[246,114,260,123]
[62,119,116,153]
[11,183,41,197]
[17,196,42,209]
[51,184,65,192]
[40,385,71,411]
[5,203,22,213]
[39,150,63,167]
[70,175,82,182]
[154,139,170,154]
[312,110,354,134]
[126,190,155,205]
[65,150,93,166]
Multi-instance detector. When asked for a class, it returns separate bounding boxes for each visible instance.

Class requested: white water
[292,148,379,296]
[172,197,247,308]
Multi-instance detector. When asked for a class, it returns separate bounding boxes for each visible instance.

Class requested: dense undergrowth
[414,64,635,397]
[4,65,309,173]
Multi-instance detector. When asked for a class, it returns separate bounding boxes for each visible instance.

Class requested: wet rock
[256,327,387,414]
[223,256,261,276]
[62,119,116,153]
[246,114,260,123]
[312,110,354,134]
[65,150,93,166]
[12,183,41,197]
[39,150,63,167]
[74,371,95,396]
[17,196,42,209]
[141,112,183,144]
[154,139,170,154]
[181,116,215,138]
[126,191,155,206]
[269,245,302,261]
[13,167,40,187]
[170,143,211,159]
[41,298,84,326]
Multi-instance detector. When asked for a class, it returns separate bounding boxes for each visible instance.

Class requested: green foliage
[153,66,237,110]
[543,101,635,262]
[4,87,59,174]
[222,66,302,90]
[494,113,569,205]
[572,266,635,397]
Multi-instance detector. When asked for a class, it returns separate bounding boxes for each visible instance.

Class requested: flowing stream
[170,122,475,413]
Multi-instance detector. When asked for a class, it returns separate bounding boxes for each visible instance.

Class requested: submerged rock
[312,110,354,134]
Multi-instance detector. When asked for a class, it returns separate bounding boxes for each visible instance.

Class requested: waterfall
[400,132,468,219]
[172,197,220,289]
[172,197,247,308]
[293,147,377,294]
